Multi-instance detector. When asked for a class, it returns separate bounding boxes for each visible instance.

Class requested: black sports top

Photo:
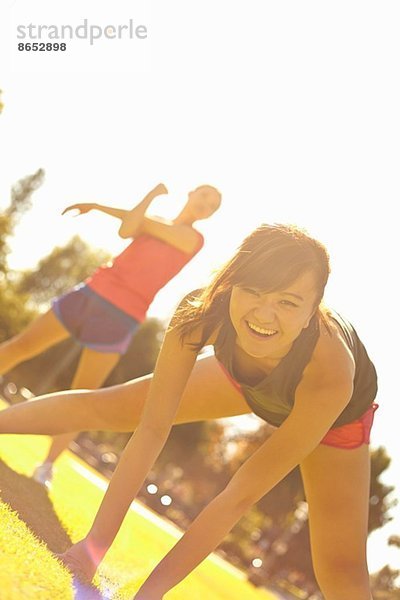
[213,311,378,428]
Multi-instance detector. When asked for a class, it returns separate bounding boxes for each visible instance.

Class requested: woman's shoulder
[305,311,356,386]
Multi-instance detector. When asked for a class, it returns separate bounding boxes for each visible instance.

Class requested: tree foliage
[0,169,45,272]
[7,169,45,223]
[369,446,397,532]
[0,278,36,342]
[0,169,46,340]
[17,235,110,307]
[371,565,400,598]
[389,535,400,549]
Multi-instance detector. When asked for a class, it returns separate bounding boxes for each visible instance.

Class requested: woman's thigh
[89,353,252,430]
[5,309,70,354]
[0,355,251,434]
[300,443,371,577]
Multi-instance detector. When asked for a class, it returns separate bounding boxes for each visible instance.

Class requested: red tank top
[86,231,204,321]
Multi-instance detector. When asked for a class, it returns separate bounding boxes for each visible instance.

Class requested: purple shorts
[52,284,139,354]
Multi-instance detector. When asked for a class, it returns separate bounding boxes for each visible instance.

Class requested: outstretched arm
[62,183,168,233]
[62,202,127,220]
[134,331,355,598]
[58,323,200,576]
[63,183,201,253]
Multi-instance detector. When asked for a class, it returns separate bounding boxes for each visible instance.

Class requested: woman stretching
[0,182,221,485]
[0,224,377,599]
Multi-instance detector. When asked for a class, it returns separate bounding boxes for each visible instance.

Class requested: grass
[0,501,73,600]
[0,401,277,600]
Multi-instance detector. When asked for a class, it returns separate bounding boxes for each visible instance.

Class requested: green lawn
[0,406,277,599]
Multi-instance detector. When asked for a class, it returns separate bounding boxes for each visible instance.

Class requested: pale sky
[1,0,400,574]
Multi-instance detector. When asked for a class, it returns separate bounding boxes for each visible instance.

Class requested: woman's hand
[55,538,97,582]
[62,203,97,216]
[150,183,168,197]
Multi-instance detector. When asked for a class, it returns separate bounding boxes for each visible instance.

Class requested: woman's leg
[56,355,252,577]
[0,354,250,434]
[0,309,70,374]
[41,347,121,465]
[300,443,372,600]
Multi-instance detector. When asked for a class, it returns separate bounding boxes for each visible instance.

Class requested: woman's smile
[245,320,278,339]
[240,317,284,360]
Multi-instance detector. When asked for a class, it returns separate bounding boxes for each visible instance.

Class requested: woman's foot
[56,539,97,583]
[32,462,54,488]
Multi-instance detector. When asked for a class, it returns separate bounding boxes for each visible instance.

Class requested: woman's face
[187,186,221,219]
[229,270,319,360]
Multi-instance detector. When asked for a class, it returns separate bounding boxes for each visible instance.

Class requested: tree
[370,535,400,598]
[389,535,400,549]
[0,169,45,340]
[371,565,400,599]
[17,235,110,308]
[0,168,45,272]
[369,447,397,532]
[0,279,36,342]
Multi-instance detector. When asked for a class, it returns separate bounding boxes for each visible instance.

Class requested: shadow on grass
[0,459,72,552]
[0,459,106,599]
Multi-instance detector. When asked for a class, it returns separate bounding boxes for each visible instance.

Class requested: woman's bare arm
[117,183,168,238]
[128,216,203,254]
[119,184,202,253]
[63,183,201,253]
[62,183,168,236]
[62,202,127,220]
[134,330,355,598]
[80,325,200,559]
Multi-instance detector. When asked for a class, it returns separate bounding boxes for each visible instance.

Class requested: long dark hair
[172,223,331,350]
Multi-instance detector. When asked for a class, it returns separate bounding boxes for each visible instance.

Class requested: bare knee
[58,389,115,431]
[315,557,370,599]
[81,385,145,432]
[52,376,151,433]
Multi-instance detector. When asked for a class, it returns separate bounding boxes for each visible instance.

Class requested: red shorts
[218,361,378,450]
[321,403,379,449]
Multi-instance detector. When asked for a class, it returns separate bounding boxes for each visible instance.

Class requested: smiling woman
[0,223,378,599]
[175,223,330,350]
